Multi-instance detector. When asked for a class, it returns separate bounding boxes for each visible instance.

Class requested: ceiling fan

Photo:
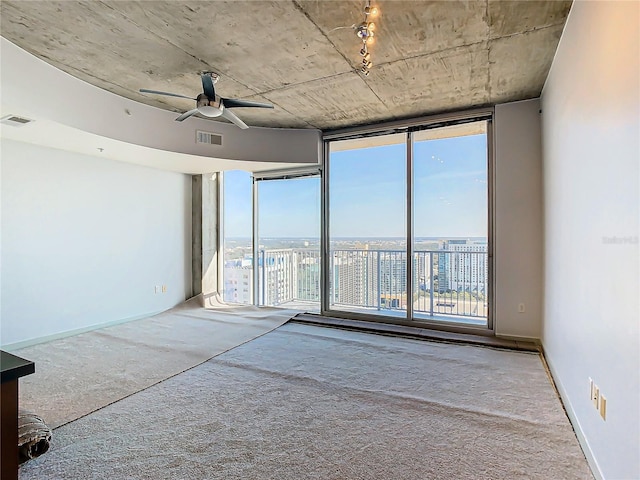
[139,72,273,129]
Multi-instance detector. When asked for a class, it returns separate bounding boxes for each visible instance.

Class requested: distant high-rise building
[438,239,488,294]
[332,251,368,306]
[225,249,321,306]
[224,241,487,311]
[295,251,320,301]
[259,250,295,306]
[224,265,253,304]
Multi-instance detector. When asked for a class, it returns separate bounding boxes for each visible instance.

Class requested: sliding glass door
[222,170,320,311]
[328,134,406,318]
[412,122,489,327]
[256,176,320,311]
[325,118,491,329]
[221,113,492,331]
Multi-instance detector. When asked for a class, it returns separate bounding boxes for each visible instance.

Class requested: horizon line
[226,236,488,240]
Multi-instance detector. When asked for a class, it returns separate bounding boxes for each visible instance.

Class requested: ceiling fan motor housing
[139,73,271,127]
[196,93,223,117]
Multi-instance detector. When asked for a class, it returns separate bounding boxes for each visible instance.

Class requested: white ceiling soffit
[0,109,311,175]
[0,38,321,174]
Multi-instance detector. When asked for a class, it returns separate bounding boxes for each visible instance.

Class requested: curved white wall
[0,37,321,171]
[1,139,192,347]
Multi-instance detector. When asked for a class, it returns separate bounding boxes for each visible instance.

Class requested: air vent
[196,130,222,146]
[1,115,34,127]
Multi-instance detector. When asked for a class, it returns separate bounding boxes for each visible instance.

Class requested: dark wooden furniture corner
[1,350,35,480]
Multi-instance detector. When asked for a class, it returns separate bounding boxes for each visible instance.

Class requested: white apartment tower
[438,240,488,295]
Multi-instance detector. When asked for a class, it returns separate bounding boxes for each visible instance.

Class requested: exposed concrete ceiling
[0,1,571,131]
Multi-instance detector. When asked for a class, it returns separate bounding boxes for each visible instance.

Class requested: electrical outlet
[154,285,161,294]
[518,303,525,313]
[162,285,167,293]
[600,395,607,420]
[589,378,606,419]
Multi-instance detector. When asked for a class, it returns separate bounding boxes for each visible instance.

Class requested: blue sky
[224,133,487,238]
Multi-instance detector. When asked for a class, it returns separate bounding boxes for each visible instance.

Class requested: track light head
[356,2,379,76]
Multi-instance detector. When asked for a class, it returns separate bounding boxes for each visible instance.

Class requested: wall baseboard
[495,333,540,344]
[540,347,603,480]
[1,310,166,352]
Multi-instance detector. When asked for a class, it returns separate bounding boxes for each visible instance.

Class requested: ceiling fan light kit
[139,72,273,129]
[357,1,379,76]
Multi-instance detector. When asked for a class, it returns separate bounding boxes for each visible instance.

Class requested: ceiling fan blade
[221,108,249,129]
[222,98,274,109]
[201,74,216,99]
[175,109,199,122]
[139,89,195,100]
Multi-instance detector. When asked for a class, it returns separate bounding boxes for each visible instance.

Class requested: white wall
[541,1,639,479]
[494,99,543,339]
[0,140,192,347]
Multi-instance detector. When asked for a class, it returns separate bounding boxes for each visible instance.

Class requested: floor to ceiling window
[221,168,320,310]
[412,122,489,327]
[328,134,407,318]
[220,112,492,331]
[325,115,492,329]
[256,175,320,311]
[222,170,254,305]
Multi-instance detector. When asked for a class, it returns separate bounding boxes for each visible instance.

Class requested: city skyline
[225,236,488,240]
[223,238,488,326]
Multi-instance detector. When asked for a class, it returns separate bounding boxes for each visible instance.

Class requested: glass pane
[222,170,253,304]
[329,134,407,318]
[257,176,320,312]
[412,122,489,326]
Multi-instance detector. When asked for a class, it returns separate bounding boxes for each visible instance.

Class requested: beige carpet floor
[14,296,297,428]
[19,322,593,479]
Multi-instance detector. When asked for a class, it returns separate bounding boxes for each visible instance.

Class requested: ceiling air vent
[196,130,222,146]
[1,115,34,127]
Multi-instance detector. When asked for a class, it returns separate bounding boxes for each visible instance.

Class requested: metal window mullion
[487,119,495,332]
[252,176,259,306]
[217,172,224,298]
[321,140,330,315]
[406,131,414,321]
[261,249,266,305]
